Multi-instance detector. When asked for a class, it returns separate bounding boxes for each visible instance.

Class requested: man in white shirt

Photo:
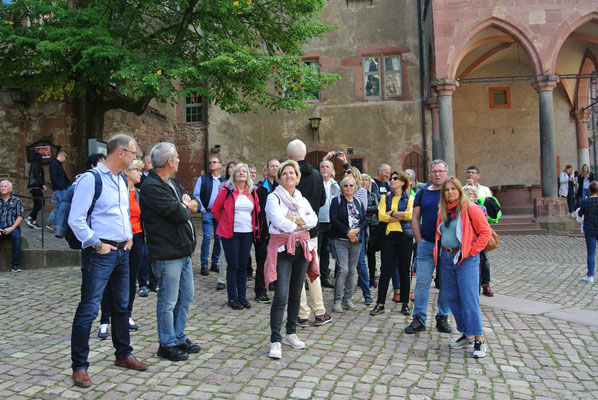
[466,166,492,199]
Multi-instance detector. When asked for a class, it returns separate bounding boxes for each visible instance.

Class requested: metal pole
[41,196,44,249]
[592,76,597,169]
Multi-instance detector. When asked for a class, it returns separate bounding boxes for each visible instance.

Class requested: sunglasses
[390,176,400,181]
[343,184,355,188]
[344,170,353,175]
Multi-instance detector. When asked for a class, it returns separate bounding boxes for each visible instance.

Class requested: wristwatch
[93,241,103,252]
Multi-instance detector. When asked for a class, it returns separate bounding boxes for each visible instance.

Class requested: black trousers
[254,238,268,297]
[29,187,44,221]
[376,232,414,305]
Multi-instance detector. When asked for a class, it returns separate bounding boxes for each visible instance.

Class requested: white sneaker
[98,323,109,340]
[450,334,474,349]
[282,334,305,350]
[472,340,486,358]
[582,276,594,284]
[268,342,282,359]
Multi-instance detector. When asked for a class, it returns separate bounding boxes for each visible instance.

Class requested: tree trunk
[75,91,105,170]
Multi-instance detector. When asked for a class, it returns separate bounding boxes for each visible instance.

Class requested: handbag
[468,207,499,252]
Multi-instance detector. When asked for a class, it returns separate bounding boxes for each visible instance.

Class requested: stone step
[495,228,548,235]
[496,215,535,224]
[494,222,543,231]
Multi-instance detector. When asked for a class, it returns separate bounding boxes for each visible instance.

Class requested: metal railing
[13,193,53,249]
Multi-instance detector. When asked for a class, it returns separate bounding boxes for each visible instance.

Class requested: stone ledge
[0,248,80,271]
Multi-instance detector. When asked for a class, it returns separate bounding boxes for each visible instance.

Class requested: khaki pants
[299,238,326,319]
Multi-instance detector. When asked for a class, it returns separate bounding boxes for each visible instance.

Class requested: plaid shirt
[0,194,24,229]
[580,196,598,236]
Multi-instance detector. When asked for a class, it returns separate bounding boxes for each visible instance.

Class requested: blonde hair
[349,166,362,189]
[276,160,301,185]
[361,173,372,190]
[439,176,469,222]
[340,176,357,193]
[227,163,254,191]
[127,160,144,171]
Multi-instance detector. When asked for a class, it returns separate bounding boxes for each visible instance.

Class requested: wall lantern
[308,117,322,132]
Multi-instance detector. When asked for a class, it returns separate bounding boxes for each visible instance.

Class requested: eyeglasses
[344,170,353,175]
[121,149,138,157]
[430,170,447,175]
[343,184,355,188]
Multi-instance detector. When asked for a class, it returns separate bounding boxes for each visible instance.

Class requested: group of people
[560,163,596,215]
[1,134,504,388]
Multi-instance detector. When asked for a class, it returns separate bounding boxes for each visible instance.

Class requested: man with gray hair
[405,159,452,335]
[140,142,202,362]
[372,164,391,198]
[69,133,147,388]
[0,180,23,272]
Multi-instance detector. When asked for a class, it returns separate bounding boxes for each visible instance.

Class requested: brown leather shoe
[114,354,148,371]
[72,369,92,388]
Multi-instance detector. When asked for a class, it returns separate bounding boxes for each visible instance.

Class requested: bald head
[286,139,307,161]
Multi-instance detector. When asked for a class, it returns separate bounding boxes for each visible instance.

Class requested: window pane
[492,91,507,105]
[363,57,380,73]
[384,72,401,97]
[304,60,319,100]
[384,55,401,72]
[365,74,380,97]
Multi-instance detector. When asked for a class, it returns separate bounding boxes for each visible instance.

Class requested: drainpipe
[204,98,210,174]
[416,0,428,177]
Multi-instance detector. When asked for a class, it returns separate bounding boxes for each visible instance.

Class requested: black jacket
[256,178,278,240]
[329,195,368,240]
[49,159,71,191]
[28,161,44,189]
[139,169,198,260]
[577,173,596,197]
[296,160,326,238]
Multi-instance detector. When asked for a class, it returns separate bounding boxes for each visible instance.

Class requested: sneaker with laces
[138,286,149,297]
[11,265,22,273]
[269,342,282,359]
[332,303,343,313]
[297,318,309,327]
[98,323,109,340]
[482,284,494,297]
[128,318,139,331]
[436,316,452,333]
[314,313,332,326]
[405,317,426,334]
[473,340,486,358]
[255,294,272,304]
[282,334,305,349]
[582,276,594,284]
[450,334,474,349]
[25,218,35,229]
[342,301,356,310]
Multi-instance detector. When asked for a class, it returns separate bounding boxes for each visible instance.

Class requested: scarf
[444,200,460,227]
[274,184,302,212]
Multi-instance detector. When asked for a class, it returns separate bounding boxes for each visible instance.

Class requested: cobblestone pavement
[1,235,597,399]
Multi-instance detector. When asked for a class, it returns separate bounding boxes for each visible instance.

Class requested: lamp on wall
[308,117,322,132]
[9,87,28,107]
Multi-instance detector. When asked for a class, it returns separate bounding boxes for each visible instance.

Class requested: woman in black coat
[577,164,595,208]
[25,152,46,229]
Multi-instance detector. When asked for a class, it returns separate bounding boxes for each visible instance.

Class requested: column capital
[532,74,559,92]
[432,79,459,96]
[426,97,438,110]
[572,108,592,123]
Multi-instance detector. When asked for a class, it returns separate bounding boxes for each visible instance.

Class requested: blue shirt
[193,174,222,212]
[413,186,442,243]
[68,163,132,248]
[0,194,23,229]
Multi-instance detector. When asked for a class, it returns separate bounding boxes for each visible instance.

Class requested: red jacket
[211,184,260,239]
[433,201,492,266]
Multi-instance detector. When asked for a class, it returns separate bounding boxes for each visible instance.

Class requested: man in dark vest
[193,157,225,276]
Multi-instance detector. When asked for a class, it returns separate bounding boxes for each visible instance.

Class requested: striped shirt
[0,195,24,229]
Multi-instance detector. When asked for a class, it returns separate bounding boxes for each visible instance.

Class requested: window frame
[489,87,510,109]
[363,54,403,100]
[184,94,203,123]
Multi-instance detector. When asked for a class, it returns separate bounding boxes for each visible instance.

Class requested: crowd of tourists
[5,134,590,389]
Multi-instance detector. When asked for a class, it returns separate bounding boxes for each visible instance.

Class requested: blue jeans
[71,248,132,370]
[201,212,221,268]
[412,240,451,324]
[584,233,597,277]
[222,232,253,301]
[152,256,194,347]
[440,252,483,337]
[356,233,372,300]
[270,251,309,343]
[0,227,21,266]
[100,233,145,323]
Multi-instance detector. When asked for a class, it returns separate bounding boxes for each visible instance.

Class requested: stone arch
[447,17,543,80]
[575,49,598,110]
[548,12,598,74]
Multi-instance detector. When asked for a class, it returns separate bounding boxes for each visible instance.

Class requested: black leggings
[366,225,378,281]
[376,232,414,305]
[29,188,44,221]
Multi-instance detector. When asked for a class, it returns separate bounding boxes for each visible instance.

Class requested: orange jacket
[433,201,492,266]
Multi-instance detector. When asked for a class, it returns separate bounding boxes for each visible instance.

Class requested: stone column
[573,108,591,169]
[433,79,459,174]
[533,75,559,198]
[426,98,441,160]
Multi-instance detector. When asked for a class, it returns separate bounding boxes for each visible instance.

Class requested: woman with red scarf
[434,177,492,359]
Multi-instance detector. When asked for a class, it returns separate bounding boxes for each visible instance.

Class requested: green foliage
[0,0,339,114]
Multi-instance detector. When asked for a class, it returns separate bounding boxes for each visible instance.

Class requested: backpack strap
[86,169,103,227]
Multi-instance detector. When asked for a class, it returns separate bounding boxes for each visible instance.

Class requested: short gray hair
[150,142,177,169]
[107,133,136,155]
[286,139,306,160]
[320,160,333,169]
[378,164,390,172]
[0,180,13,190]
[404,169,416,182]
[430,159,449,173]
[463,185,478,199]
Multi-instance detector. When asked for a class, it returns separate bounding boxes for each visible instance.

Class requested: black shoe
[228,299,243,310]
[200,267,209,276]
[176,339,201,354]
[11,265,22,273]
[239,299,252,309]
[210,264,219,272]
[400,303,410,315]
[405,318,426,334]
[370,304,385,316]
[138,286,149,297]
[321,278,334,289]
[436,316,452,333]
[149,285,159,293]
[216,282,225,290]
[157,345,189,361]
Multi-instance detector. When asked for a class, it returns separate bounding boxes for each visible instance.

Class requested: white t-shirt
[234,194,254,233]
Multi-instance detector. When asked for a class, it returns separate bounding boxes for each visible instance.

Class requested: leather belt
[101,239,128,249]
[442,246,460,254]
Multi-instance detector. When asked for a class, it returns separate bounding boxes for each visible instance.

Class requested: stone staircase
[493,214,547,235]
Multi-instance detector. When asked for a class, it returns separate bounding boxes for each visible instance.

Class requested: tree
[0,0,339,150]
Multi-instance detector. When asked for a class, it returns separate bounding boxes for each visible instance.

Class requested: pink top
[264,231,320,289]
